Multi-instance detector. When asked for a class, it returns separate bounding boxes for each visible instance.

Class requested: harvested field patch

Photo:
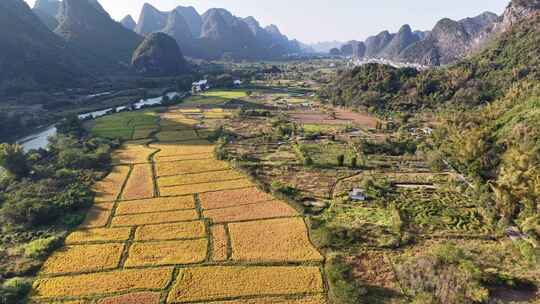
[111,210,199,227]
[229,218,322,262]
[97,292,161,304]
[156,130,199,142]
[94,166,130,203]
[156,153,213,162]
[156,159,229,177]
[203,201,297,224]
[80,203,114,228]
[112,142,155,164]
[210,225,228,262]
[121,164,154,201]
[204,295,326,304]
[158,170,244,187]
[167,266,324,303]
[135,221,206,241]
[199,187,274,210]
[116,196,195,215]
[33,267,173,298]
[151,141,214,157]
[40,244,124,275]
[65,228,132,244]
[125,239,207,267]
[160,179,253,197]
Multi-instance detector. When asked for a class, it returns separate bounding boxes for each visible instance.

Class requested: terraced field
[30,110,327,304]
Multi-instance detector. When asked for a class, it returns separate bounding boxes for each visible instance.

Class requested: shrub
[0,277,32,304]
[0,144,29,179]
[23,236,60,259]
[337,154,345,167]
[326,254,366,304]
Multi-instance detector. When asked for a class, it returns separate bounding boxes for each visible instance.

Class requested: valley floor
[29,106,327,303]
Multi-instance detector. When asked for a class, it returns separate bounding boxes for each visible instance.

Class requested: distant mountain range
[130,3,303,60]
[334,11,505,66]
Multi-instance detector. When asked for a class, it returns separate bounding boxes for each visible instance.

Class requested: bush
[0,277,32,304]
[326,254,366,304]
[337,154,345,167]
[23,236,60,259]
[395,244,488,304]
[0,144,29,179]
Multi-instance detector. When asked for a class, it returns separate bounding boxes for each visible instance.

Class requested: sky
[24,0,510,44]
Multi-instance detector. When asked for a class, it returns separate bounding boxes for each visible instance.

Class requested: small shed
[349,188,367,201]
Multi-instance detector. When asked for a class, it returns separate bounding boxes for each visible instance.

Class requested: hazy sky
[24,0,510,43]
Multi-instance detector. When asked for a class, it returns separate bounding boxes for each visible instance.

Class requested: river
[15,92,182,151]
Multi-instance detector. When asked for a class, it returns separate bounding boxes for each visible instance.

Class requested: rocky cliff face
[133,3,303,60]
[365,31,395,57]
[380,24,420,58]
[55,0,143,65]
[131,32,189,76]
[120,15,136,31]
[0,0,86,91]
[32,0,60,30]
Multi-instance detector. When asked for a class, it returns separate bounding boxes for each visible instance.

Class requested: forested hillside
[321,0,539,231]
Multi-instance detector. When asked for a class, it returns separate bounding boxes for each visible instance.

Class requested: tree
[0,144,29,179]
[337,154,345,167]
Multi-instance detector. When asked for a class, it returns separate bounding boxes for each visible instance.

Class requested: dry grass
[40,244,124,275]
[229,218,322,262]
[111,210,199,227]
[158,170,244,187]
[115,196,195,215]
[65,228,131,244]
[203,201,297,224]
[159,179,253,197]
[156,130,199,142]
[167,266,324,303]
[151,141,214,157]
[211,225,228,262]
[155,153,214,162]
[121,164,154,201]
[80,203,114,229]
[94,166,130,203]
[96,292,161,304]
[112,142,155,164]
[32,267,173,298]
[135,221,206,241]
[199,187,273,210]
[156,159,229,177]
[125,239,207,267]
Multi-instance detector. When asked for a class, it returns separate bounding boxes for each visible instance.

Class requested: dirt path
[30,109,327,304]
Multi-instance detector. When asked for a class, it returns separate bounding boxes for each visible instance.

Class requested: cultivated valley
[0,0,539,304]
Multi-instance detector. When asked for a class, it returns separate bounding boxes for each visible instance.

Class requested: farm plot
[115,196,195,215]
[156,130,200,142]
[229,218,322,262]
[203,200,298,224]
[40,244,124,275]
[112,141,156,164]
[210,225,228,262]
[199,187,274,209]
[93,166,130,203]
[80,203,114,228]
[159,179,253,197]
[121,164,154,200]
[91,111,158,140]
[167,266,324,303]
[111,210,199,227]
[158,170,245,187]
[151,141,214,158]
[125,239,207,267]
[135,221,206,241]
[156,159,229,176]
[65,228,132,244]
[96,292,161,304]
[32,267,174,298]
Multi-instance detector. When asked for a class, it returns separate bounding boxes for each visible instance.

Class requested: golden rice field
[199,187,274,209]
[158,170,244,187]
[30,107,326,303]
[167,266,324,303]
[93,166,130,203]
[204,200,298,224]
[156,159,229,176]
[115,196,195,215]
[229,218,323,262]
[112,141,155,164]
[151,140,214,157]
[159,178,253,196]
[135,221,206,241]
[121,164,154,201]
[125,239,208,267]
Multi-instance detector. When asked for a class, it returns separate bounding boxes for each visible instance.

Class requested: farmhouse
[192,80,210,92]
[349,188,367,201]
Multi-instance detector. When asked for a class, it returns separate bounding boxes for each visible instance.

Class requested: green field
[91,111,158,140]
[201,90,247,99]
[299,142,357,167]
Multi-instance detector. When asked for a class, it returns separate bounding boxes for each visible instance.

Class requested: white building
[349,188,367,201]
[233,80,243,86]
[192,80,210,92]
